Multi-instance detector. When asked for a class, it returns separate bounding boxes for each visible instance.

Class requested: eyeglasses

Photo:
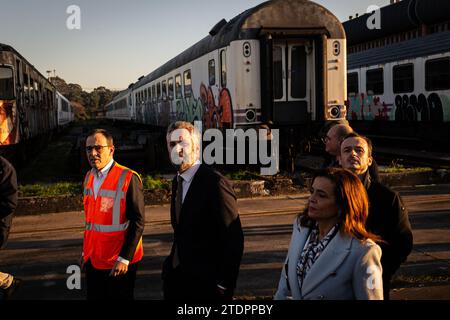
[86,145,109,152]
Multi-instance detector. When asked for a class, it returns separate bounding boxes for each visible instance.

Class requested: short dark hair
[86,129,114,146]
[341,132,373,157]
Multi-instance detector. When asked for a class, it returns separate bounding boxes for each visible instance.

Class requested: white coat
[274,219,384,300]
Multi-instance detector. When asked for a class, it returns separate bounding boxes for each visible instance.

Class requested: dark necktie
[176,175,183,223]
[173,175,183,268]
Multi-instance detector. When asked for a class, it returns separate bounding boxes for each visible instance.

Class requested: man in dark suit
[162,121,244,300]
[0,156,22,300]
[82,129,145,300]
[321,122,380,182]
[340,133,413,299]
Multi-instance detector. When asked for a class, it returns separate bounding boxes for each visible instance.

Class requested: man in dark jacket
[162,121,244,300]
[321,121,380,182]
[0,155,22,299]
[340,133,413,299]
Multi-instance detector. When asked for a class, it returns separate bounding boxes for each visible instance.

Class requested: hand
[79,255,85,271]
[110,260,128,277]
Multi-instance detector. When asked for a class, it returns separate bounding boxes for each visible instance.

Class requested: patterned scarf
[297,223,340,289]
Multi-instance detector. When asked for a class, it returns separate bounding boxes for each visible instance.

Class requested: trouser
[85,260,139,300]
[0,272,13,289]
[162,265,231,301]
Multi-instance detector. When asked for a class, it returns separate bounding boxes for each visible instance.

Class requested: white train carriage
[105,89,133,121]
[107,0,347,132]
[344,0,450,123]
[56,91,74,126]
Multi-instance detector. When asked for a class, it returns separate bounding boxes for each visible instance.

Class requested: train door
[271,40,313,124]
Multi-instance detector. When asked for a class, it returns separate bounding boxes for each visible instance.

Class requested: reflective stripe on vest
[85,221,130,233]
[113,170,129,225]
[84,169,128,224]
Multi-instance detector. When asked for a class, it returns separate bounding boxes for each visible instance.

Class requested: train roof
[347,29,450,70]
[343,0,450,47]
[133,0,344,89]
[0,43,56,90]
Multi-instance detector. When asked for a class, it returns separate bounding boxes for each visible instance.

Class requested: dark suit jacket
[120,170,145,262]
[0,156,18,248]
[163,164,244,295]
[366,179,413,294]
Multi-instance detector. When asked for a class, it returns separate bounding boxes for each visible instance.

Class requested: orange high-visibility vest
[83,162,144,269]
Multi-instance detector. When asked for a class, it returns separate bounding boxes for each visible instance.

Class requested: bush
[19,182,82,197]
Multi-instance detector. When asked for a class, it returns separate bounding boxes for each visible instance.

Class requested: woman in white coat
[274,168,384,300]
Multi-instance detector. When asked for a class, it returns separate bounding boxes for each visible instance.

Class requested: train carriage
[343,0,450,145]
[56,91,74,127]
[0,43,72,164]
[107,0,347,144]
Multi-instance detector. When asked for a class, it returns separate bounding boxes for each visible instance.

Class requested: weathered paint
[347,93,393,121]
[0,100,19,145]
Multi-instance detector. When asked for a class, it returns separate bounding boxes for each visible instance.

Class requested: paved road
[2,185,450,300]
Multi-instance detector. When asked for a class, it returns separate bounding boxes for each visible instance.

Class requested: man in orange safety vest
[81,129,145,300]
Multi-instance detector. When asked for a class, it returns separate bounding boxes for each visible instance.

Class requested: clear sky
[0,0,389,91]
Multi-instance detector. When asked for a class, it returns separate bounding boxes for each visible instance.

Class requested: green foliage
[19,175,171,197]
[141,175,171,191]
[380,160,432,173]
[51,76,118,120]
[19,182,82,197]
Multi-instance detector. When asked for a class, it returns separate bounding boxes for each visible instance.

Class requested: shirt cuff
[117,256,130,266]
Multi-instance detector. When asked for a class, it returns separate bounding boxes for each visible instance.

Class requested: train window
[393,64,414,93]
[0,67,14,100]
[208,60,216,86]
[147,88,151,101]
[157,83,161,100]
[347,72,359,95]
[425,58,450,91]
[175,74,182,99]
[144,89,147,101]
[220,50,227,87]
[184,70,192,98]
[162,80,167,100]
[135,92,138,104]
[15,59,21,85]
[366,68,384,95]
[291,46,307,99]
[152,85,156,102]
[168,77,174,100]
[273,46,283,100]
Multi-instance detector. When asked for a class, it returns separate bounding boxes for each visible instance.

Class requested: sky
[0,0,389,91]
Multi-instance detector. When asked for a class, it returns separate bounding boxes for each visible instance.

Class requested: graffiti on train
[394,93,448,122]
[347,93,393,121]
[0,100,19,145]
[175,96,203,124]
[136,84,233,128]
[200,83,233,129]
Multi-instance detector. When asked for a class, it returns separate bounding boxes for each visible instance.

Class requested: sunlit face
[166,128,197,173]
[340,137,373,176]
[324,126,340,156]
[86,133,114,171]
[308,177,339,222]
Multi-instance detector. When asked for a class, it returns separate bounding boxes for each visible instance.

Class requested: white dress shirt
[92,158,114,199]
[178,160,201,203]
